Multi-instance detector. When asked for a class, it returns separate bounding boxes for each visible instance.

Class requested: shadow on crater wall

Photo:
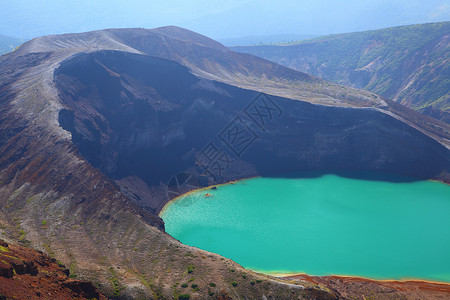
[55,50,450,214]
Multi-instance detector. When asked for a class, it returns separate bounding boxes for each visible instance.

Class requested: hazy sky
[1,0,449,40]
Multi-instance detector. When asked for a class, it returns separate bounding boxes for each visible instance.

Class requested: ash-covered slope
[31,26,450,146]
[0,27,449,299]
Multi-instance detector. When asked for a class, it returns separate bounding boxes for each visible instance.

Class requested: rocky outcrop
[0,240,106,300]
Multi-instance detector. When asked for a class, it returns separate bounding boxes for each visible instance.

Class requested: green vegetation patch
[110,276,121,297]
[187,264,194,273]
[108,267,123,297]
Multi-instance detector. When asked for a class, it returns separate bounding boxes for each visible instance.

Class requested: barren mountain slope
[0,27,448,299]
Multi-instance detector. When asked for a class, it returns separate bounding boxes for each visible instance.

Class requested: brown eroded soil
[283,273,450,299]
[0,239,106,300]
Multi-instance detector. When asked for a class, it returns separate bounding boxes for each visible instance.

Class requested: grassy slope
[232,22,450,121]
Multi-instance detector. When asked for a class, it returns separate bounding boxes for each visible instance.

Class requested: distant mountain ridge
[0,34,24,54]
[218,34,319,47]
[232,22,450,123]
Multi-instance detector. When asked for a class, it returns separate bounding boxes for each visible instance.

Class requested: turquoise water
[160,174,450,282]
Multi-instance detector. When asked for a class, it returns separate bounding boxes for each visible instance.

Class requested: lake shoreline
[160,173,450,293]
[162,170,450,217]
[275,272,450,285]
[160,172,450,216]
[280,273,450,298]
[159,176,260,216]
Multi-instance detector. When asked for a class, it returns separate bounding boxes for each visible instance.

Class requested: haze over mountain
[219,34,319,47]
[0,0,448,40]
[233,22,450,123]
[0,26,449,298]
[0,34,24,55]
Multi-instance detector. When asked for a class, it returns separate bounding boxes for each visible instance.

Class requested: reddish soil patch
[284,274,450,299]
[0,240,106,300]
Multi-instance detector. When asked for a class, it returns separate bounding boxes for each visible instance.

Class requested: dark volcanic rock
[0,261,13,279]
[63,280,103,299]
[55,50,450,212]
